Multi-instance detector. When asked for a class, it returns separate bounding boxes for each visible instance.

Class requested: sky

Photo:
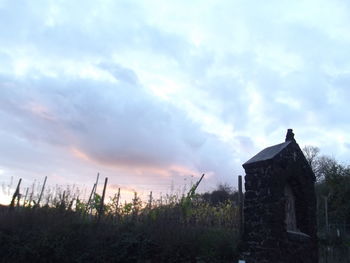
[1,0,350,203]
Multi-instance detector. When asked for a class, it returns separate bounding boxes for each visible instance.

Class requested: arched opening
[284,184,298,232]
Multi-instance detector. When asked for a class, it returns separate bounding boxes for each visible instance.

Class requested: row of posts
[8,174,244,227]
[8,174,108,217]
[9,176,47,210]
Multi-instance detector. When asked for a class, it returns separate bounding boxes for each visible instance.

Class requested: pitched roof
[243,141,291,166]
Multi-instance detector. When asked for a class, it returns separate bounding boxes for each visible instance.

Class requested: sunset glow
[1,0,350,201]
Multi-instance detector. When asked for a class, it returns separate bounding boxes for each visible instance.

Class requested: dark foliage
[303,146,350,225]
[201,184,238,206]
[0,204,238,263]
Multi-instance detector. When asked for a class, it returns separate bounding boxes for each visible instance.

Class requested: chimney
[285,129,295,142]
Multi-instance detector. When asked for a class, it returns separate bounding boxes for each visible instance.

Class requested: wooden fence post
[115,188,120,218]
[86,183,96,214]
[23,187,29,207]
[10,178,22,210]
[324,195,329,234]
[132,192,138,221]
[94,173,100,196]
[61,190,66,209]
[29,182,35,207]
[238,175,244,236]
[148,191,153,208]
[37,176,47,207]
[98,177,108,222]
[89,173,100,215]
[16,192,21,207]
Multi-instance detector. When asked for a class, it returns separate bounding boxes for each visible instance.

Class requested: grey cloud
[0,68,237,183]
[1,0,350,188]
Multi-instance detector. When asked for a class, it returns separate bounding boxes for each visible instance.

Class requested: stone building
[241,129,318,263]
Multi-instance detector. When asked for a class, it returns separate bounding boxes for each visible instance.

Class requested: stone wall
[241,135,318,263]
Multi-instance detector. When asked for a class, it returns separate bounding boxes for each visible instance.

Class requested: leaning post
[98,177,108,222]
[37,176,47,207]
[23,187,29,207]
[86,183,96,214]
[9,178,22,211]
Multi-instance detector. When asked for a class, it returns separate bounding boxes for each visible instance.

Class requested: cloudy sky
[1,0,350,203]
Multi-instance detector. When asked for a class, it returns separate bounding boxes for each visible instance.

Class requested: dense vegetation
[303,146,350,227]
[303,146,350,261]
[0,186,240,263]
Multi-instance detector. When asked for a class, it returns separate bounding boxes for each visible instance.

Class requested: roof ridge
[243,141,291,166]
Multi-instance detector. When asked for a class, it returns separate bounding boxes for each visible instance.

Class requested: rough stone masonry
[240,129,318,263]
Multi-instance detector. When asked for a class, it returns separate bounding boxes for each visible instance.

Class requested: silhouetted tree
[201,184,238,206]
[303,146,350,224]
